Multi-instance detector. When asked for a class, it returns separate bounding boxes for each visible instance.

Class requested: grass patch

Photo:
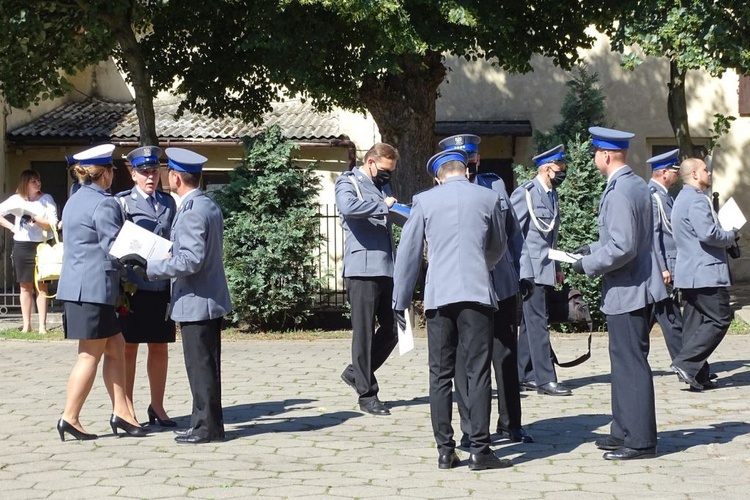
[220,329,353,341]
[728,316,750,335]
[0,328,64,340]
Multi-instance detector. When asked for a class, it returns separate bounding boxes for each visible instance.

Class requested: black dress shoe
[519,380,538,391]
[359,400,391,416]
[671,364,703,390]
[340,372,357,392]
[175,434,213,444]
[438,451,460,470]
[694,380,719,391]
[709,372,718,380]
[57,418,97,442]
[468,450,513,470]
[594,435,624,450]
[603,446,656,460]
[147,405,177,427]
[458,434,471,449]
[497,426,534,443]
[173,427,194,437]
[537,381,572,396]
[110,414,148,437]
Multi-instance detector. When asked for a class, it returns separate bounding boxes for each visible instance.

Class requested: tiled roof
[7,97,343,143]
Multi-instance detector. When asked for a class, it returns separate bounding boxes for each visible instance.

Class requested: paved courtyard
[0,328,749,499]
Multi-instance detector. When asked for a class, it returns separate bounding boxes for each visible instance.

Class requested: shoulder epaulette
[521,180,534,191]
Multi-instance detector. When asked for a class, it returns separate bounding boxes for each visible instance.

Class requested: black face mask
[373,168,391,187]
[551,169,567,187]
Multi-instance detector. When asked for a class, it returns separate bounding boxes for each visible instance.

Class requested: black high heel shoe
[110,414,148,437]
[57,418,97,442]
[147,405,177,427]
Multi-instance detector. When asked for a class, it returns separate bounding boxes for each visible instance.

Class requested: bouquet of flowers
[116,278,138,316]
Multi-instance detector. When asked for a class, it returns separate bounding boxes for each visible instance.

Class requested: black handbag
[728,241,741,259]
[546,285,593,368]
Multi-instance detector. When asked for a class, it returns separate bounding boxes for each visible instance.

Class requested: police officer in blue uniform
[439,134,534,445]
[393,149,510,470]
[511,145,572,396]
[671,157,736,391]
[57,144,147,440]
[646,149,684,363]
[572,127,663,460]
[335,143,400,416]
[116,146,178,428]
[121,147,232,444]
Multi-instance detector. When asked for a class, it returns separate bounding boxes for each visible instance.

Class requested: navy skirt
[120,290,176,344]
[63,301,120,340]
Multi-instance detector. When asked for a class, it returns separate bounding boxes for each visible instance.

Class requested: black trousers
[517,283,557,386]
[181,318,224,439]
[342,277,398,404]
[675,287,731,383]
[649,294,684,362]
[608,308,656,449]
[455,295,523,437]
[427,302,494,455]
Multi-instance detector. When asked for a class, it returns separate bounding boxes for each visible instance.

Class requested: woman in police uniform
[116,146,178,427]
[56,144,147,441]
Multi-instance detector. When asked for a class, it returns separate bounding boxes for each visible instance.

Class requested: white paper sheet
[548,248,584,264]
[109,220,172,260]
[718,197,746,231]
[398,308,414,355]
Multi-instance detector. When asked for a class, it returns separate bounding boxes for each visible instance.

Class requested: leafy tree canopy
[612,0,750,76]
[0,0,117,106]
[145,0,622,121]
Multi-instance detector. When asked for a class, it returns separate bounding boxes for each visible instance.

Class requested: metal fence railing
[0,208,347,317]
[315,204,347,311]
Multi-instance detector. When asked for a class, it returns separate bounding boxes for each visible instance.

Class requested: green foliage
[611,1,750,77]
[213,126,324,332]
[707,113,736,154]
[535,67,607,152]
[609,1,750,158]
[0,0,118,108]
[556,140,605,326]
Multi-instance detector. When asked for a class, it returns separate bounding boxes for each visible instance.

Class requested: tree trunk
[102,12,159,147]
[667,59,693,159]
[359,51,446,201]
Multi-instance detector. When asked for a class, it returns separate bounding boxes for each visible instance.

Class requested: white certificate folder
[398,308,415,355]
[109,220,172,260]
[718,197,746,231]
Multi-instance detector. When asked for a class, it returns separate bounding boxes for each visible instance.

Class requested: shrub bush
[214,126,324,331]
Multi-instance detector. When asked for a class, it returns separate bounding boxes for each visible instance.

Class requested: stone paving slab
[1,331,749,499]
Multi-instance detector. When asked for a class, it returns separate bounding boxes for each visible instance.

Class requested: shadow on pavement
[499,413,749,462]
[387,395,430,408]
[655,421,750,457]
[498,414,613,463]
[556,372,611,390]
[218,400,364,439]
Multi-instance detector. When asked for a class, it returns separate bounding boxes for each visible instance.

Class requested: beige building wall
[437,31,750,278]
